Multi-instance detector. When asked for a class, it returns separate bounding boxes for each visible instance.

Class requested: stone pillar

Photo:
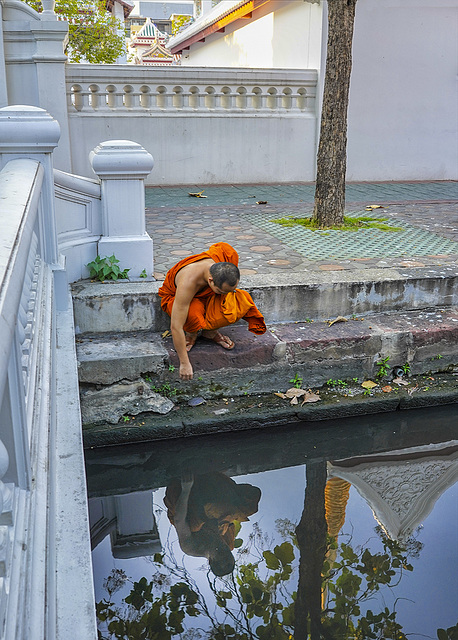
[89,140,155,279]
[1,0,72,171]
[0,105,68,310]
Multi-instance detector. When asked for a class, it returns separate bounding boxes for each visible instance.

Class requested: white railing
[66,65,317,114]
[0,106,97,640]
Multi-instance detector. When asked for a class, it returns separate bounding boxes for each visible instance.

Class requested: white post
[89,140,154,279]
[0,105,68,310]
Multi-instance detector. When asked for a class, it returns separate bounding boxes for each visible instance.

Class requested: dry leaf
[285,387,306,398]
[327,316,348,327]
[407,386,418,396]
[256,200,268,205]
[365,204,384,209]
[393,377,409,386]
[290,396,299,405]
[301,392,321,404]
[162,330,170,338]
[381,385,392,393]
[274,392,286,399]
[189,191,207,198]
[361,380,377,389]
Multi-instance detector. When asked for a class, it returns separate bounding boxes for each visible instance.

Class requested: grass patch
[271,215,403,232]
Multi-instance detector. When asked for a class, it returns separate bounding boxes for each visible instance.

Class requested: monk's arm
[170,287,194,379]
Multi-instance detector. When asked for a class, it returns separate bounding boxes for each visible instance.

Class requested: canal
[85,405,458,639]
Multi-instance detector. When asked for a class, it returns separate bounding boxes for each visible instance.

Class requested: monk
[158,243,266,380]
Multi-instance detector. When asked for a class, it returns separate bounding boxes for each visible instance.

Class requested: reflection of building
[89,491,161,559]
[328,444,458,540]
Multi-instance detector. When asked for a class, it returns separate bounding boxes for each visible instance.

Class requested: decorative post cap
[89,140,154,180]
[0,106,60,153]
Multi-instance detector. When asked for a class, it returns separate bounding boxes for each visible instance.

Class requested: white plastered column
[89,140,155,278]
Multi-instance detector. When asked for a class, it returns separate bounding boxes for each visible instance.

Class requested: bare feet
[185,332,198,351]
[202,330,235,350]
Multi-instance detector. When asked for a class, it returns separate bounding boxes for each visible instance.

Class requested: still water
[85,406,458,639]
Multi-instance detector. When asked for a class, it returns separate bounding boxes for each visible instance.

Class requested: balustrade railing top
[66,65,317,115]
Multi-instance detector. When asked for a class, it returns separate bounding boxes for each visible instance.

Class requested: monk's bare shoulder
[175,258,213,300]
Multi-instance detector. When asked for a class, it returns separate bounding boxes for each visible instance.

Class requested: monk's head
[208,262,240,295]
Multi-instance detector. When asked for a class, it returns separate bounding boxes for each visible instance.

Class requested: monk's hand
[180,362,193,380]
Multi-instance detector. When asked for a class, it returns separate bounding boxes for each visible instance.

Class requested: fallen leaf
[381,385,392,393]
[274,392,286,399]
[361,380,378,389]
[407,385,419,395]
[162,330,170,338]
[365,204,384,209]
[290,396,299,405]
[327,316,348,327]
[393,377,409,386]
[256,200,268,205]
[301,392,321,404]
[285,387,307,398]
[189,191,207,198]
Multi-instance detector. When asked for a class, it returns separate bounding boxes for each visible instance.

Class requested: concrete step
[76,308,458,397]
[71,266,458,334]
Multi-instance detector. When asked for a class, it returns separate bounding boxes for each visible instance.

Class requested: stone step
[71,266,458,334]
[76,308,458,397]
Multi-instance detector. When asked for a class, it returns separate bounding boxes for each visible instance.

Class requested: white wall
[346,0,458,181]
[181,1,323,69]
[65,66,318,185]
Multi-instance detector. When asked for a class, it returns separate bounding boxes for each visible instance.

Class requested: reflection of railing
[66,67,317,114]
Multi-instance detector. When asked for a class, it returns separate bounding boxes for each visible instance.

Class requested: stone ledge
[82,375,458,449]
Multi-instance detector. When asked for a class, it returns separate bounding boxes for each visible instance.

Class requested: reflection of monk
[158,243,266,380]
[164,472,261,576]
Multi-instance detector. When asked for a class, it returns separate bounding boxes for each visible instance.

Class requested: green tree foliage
[23,0,126,63]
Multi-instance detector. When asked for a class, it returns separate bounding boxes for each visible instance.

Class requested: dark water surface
[86,406,458,639]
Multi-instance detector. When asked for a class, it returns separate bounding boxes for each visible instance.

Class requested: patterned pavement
[144,182,458,279]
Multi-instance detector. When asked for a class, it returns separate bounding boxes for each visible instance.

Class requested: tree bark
[294,460,328,640]
[313,0,358,227]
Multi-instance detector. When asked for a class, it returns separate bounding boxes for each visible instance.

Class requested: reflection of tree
[95,469,452,639]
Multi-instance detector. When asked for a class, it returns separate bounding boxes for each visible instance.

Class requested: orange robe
[158,242,266,335]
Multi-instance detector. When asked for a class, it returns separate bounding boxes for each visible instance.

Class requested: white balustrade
[66,66,317,115]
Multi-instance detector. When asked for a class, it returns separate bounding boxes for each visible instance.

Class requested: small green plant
[363,388,372,396]
[122,415,131,422]
[139,269,148,278]
[289,373,303,388]
[151,382,177,398]
[337,379,348,387]
[87,255,130,282]
[168,364,176,372]
[326,378,348,388]
[431,354,443,361]
[352,377,359,383]
[401,362,411,375]
[376,356,390,379]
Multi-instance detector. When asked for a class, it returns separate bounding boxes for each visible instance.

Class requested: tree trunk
[294,460,328,640]
[313,0,358,227]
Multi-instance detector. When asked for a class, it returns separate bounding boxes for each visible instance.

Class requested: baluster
[140,86,151,109]
[172,87,183,109]
[236,87,247,110]
[188,86,201,109]
[205,87,215,110]
[0,440,12,526]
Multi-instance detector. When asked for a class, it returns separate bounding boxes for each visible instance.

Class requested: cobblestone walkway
[145,182,458,278]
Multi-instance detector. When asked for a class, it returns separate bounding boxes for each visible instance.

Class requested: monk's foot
[185,332,198,351]
[202,330,235,350]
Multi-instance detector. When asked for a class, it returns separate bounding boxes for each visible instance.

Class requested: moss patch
[271,215,403,232]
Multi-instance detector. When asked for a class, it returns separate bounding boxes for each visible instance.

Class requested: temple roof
[168,0,271,54]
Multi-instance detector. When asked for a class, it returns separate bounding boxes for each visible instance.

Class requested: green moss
[271,216,403,232]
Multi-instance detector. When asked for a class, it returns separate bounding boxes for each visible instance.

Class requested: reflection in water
[164,472,261,576]
[88,408,458,639]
